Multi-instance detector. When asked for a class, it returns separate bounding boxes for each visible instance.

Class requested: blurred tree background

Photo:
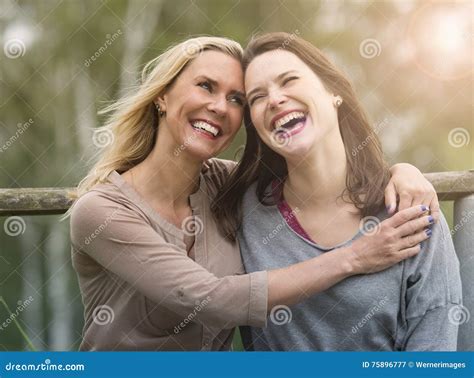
[0,0,472,351]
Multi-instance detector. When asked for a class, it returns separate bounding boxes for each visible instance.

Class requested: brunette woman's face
[157,50,245,160]
[245,49,340,158]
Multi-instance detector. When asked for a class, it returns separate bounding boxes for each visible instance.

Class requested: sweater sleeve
[70,190,268,329]
[396,211,462,351]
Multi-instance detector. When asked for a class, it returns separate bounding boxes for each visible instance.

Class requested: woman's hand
[385,163,439,221]
[347,205,434,275]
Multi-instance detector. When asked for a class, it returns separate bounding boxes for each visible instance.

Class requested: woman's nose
[268,90,287,109]
[207,96,227,117]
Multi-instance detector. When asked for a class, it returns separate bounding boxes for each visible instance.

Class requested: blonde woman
[69,36,439,351]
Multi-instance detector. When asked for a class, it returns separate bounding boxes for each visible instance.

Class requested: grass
[0,296,37,351]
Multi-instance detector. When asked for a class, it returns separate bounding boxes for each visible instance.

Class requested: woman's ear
[155,94,167,113]
[333,95,343,108]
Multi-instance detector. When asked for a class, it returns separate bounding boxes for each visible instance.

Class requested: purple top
[271,180,315,243]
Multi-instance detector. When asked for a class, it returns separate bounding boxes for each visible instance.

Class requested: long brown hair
[211,32,390,241]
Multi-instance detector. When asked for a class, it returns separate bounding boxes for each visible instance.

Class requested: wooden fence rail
[0,171,472,216]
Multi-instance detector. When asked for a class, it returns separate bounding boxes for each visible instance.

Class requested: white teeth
[191,121,219,137]
[274,111,305,130]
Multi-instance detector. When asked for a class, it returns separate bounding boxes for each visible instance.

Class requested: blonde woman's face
[245,50,339,158]
[158,50,245,160]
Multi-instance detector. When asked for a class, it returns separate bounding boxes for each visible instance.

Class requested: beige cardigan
[70,158,268,351]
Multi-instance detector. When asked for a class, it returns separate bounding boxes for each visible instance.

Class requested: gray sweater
[238,183,462,351]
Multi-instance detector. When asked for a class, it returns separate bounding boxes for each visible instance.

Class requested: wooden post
[453,194,474,351]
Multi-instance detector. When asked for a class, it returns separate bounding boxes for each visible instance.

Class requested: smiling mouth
[190,120,221,138]
[272,111,307,134]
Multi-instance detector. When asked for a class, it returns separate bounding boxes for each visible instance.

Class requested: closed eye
[282,76,299,85]
[249,94,265,106]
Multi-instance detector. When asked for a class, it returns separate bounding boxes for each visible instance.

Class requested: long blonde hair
[63,36,243,219]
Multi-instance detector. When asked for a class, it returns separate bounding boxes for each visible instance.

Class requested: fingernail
[421,205,428,212]
[428,215,434,224]
[425,229,432,237]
